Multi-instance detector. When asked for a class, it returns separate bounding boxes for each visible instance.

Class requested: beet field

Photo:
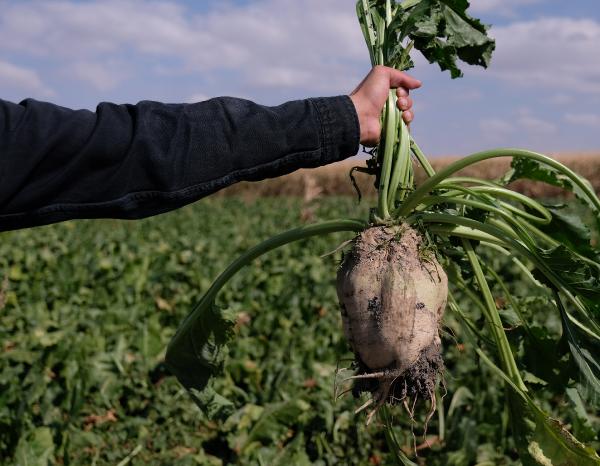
[1,196,598,465]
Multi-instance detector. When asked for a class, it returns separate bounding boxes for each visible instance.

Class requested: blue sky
[1,0,599,156]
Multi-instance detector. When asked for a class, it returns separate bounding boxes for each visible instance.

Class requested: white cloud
[565,113,600,128]
[0,60,54,97]
[186,93,210,103]
[450,89,483,101]
[480,109,556,143]
[0,1,194,57]
[66,61,131,91]
[488,17,600,94]
[548,94,573,105]
[470,0,542,18]
[517,114,556,134]
[479,117,514,142]
[0,0,366,95]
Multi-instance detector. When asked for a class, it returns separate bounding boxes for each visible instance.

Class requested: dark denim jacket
[0,96,359,231]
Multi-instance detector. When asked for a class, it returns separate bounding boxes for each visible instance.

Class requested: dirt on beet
[337,225,447,415]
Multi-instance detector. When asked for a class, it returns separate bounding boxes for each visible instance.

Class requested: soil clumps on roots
[337,225,447,422]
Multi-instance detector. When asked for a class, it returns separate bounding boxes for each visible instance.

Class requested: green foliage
[164,5,598,458]
[398,0,495,77]
[478,350,600,466]
[535,203,598,259]
[165,219,366,414]
[0,199,376,465]
[389,146,600,463]
[357,0,495,77]
[3,198,597,464]
[171,302,237,420]
[533,246,600,301]
[503,156,600,231]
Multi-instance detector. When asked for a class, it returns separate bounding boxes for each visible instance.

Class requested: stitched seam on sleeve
[311,98,332,162]
[309,98,330,163]
[341,95,360,150]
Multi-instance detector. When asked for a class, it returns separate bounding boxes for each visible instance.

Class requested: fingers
[396,92,414,123]
[396,87,409,98]
[378,65,422,90]
[396,95,413,111]
[380,66,419,123]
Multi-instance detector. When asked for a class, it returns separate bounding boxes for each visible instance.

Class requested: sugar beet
[337,225,447,415]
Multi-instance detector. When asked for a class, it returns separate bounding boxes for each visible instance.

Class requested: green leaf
[447,386,474,419]
[527,246,600,404]
[522,371,548,387]
[380,406,419,466]
[565,387,598,443]
[478,349,600,466]
[232,399,311,455]
[503,156,600,231]
[189,386,235,420]
[557,296,600,408]
[526,416,600,466]
[165,303,237,417]
[536,204,598,260]
[14,427,55,466]
[394,0,495,77]
[269,433,312,466]
[533,245,600,303]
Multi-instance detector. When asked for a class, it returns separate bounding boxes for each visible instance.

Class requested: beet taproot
[337,225,447,418]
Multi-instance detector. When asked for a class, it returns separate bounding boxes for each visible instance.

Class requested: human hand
[349,66,422,146]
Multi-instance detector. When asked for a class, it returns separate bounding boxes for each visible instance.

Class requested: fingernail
[399,97,408,108]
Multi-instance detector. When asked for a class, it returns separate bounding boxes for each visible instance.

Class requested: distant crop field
[1,197,597,465]
[219,152,600,199]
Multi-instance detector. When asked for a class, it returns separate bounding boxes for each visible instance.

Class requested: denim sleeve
[0,96,359,231]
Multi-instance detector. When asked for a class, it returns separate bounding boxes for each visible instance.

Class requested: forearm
[0,96,359,231]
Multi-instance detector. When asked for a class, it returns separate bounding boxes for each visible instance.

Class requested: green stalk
[484,265,532,334]
[377,93,398,219]
[426,225,507,246]
[416,195,549,230]
[399,0,422,10]
[411,213,599,334]
[395,148,600,217]
[405,213,512,244]
[387,117,410,210]
[408,215,547,275]
[385,0,393,26]
[398,121,413,201]
[404,157,414,197]
[448,286,495,347]
[169,219,367,342]
[514,217,600,269]
[381,405,418,466]
[376,10,385,64]
[436,183,552,225]
[437,389,445,443]
[357,0,377,65]
[486,218,524,243]
[410,138,436,177]
[463,240,526,390]
[437,176,502,187]
[481,243,540,285]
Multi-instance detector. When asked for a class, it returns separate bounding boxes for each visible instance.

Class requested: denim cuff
[310,95,360,165]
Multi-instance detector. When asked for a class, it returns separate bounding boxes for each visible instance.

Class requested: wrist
[350,94,379,147]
